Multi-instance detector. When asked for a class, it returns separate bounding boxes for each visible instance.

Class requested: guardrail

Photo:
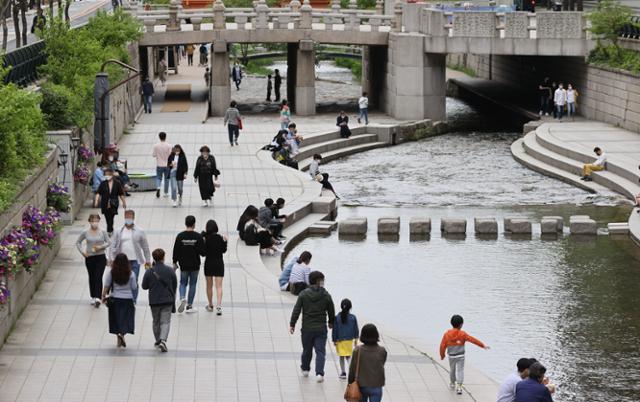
[2,40,46,87]
[126,0,396,33]
[619,16,640,40]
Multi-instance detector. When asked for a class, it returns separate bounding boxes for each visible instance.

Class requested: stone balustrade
[132,0,394,33]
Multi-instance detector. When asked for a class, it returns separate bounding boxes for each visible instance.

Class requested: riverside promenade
[0,68,499,402]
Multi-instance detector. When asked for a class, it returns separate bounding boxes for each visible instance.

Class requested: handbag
[344,347,363,402]
[104,285,114,308]
[238,118,243,130]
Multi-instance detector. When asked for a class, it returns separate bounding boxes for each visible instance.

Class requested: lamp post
[59,150,69,184]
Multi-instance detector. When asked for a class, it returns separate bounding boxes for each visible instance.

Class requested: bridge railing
[128,0,395,34]
[406,6,587,40]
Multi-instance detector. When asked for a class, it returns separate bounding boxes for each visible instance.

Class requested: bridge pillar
[295,40,316,116]
[210,41,230,117]
[362,45,387,110]
[385,33,445,122]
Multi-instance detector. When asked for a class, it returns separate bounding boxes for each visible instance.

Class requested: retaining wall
[110,43,142,144]
[447,53,640,134]
[0,147,62,345]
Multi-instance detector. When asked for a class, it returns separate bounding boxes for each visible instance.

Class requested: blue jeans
[300,330,327,376]
[144,95,153,113]
[180,270,199,305]
[360,387,383,402]
[567,102,575,118]
[359,108,369,124]
[169,170,183,201]
[156,166,170,194]
[556,104,564,120]
[130,260,140,302]
[228,124,240,144]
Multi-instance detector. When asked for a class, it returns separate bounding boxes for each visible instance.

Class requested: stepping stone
[504,216,527,233]
[474,218,497,234]
[507,219,532,234]
[542,216,563,232]
[409,217,431,235]
[441,218,467,234]
[378,217,400,235]
[607,222,629,235]
[308,221,337,235]
[570,216,597,235]
[541,218,560,234]
[339,217,367,235]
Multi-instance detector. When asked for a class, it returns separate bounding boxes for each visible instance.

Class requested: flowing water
[269,60,355,84]
[289,98,640,402]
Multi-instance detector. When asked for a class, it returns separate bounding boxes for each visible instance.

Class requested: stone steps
[298,141,388,171]
[295,133,380,162]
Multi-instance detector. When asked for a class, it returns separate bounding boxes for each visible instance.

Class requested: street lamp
[58,150,69,184]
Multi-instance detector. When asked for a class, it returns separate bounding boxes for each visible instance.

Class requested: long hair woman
[202,219,228,315]
[102,253,137,348]
[348,324,387,401]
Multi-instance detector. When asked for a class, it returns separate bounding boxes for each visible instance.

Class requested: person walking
[280,100,291,130]
[202,220,228,315]
[358,92,369,125]
[204,67,211,88]
[140,76,155,114]
[289,271,335,383]
[158,58,168,87]
[337,110,351,138]
[141,248,177,353]
[102,253,137,348]
[274,69,282,102]
[167,144,188,207]
[193,146,220,207]
[199,44,208,66]
[537,77,551,116]
[109,209,151,302]
[173,215,205,313]
[566,84,578,121]
[332,298,359,379]
[186,44,195,66]
[152,131,173,198]
[231,62,243,90]
[223,101,242,146]
[266,74,273,102]
[93,168,126,235]
[76,214,110,308]
[553,83,567,120]
[348,324,387,402]
[439,314,490,395]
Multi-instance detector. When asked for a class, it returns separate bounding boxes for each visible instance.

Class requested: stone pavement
[0,63,498,402]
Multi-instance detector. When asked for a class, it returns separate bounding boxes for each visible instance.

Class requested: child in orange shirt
[439,314,490,395]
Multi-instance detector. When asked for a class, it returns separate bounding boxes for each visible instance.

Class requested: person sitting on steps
[580,147,606,182]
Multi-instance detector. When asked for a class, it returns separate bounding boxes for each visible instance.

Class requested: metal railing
[619,16,640,40]
[2,40,46,87]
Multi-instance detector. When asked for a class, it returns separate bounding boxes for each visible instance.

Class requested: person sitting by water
[287,123,303,157]
[497,358,535,402]
[337,111,352,139]
[258,198,285,241]
[580,147,606,182]
[279,254,298,291]
[240,205,282,256]
[309,154,322,181]
[289,251,312,295]
[515,362,555,402]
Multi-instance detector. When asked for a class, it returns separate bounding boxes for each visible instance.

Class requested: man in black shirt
[173,215,205,313]
[538,77,551,116]
[274,69,282,102]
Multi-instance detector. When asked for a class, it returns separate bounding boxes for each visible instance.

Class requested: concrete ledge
[339,217,368,235]
[377,217,400,234]
[474,217,498,234]
[608,222,629,235]
[440,218,466,234]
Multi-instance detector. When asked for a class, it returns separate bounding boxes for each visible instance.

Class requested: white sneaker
[316,375,324,383]
[273,247,285,254]
[206,305,214,312]
[450,382,455,390]
[302,371,310,378]
[203,200,208,207]
[216,306,222,316]
[178,299,186,313]
[456,384,463,395]
[172,200,178,207]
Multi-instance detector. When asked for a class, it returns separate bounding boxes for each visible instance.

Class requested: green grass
[334,57,362,81]
[446,62,476,77]
[588,44,640,74]
[243,58,283,76]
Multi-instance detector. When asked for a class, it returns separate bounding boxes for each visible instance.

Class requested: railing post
[393,0,402,32]
[290,0,300,12]
[143,18,156,33]
[300,0,312,29]
[167,0,180,31]
[347,0,358,31]
[331,0,340,14]
[213,0,226,29]
[255,0,269,28]
[375,0,383,15]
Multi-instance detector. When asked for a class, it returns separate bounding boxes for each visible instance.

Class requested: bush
[40,83,86,129]
[588,0,637,47]
[334,57,362,81]
[588,44,640,74]
[340,0,376,8]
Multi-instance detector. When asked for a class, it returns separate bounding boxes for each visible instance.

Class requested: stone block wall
[447,53,640,134]
[109,43,142,144]
[0,147,61,345]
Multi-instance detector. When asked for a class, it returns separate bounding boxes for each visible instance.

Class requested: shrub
[588,44,640,74]
[40,83,86,129]
[334,57,362,81]
[588,0,637,47]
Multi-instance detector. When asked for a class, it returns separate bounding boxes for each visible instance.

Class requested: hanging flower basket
[47,183,71,213]
[73,164,91,185]
[22,206,61,248]
[77,144,95,163]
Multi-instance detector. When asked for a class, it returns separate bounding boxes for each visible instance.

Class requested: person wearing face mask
[566,84,578,121]
[167,144,188,207]
[553,82,567,121]
[76,214,111,307]
[94,168,127,235]
[109,209,151,302]
[193,145,220,207]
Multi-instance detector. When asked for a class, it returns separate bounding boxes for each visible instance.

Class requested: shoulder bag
[344,347,363,402]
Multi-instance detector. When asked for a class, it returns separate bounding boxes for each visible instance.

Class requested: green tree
[588,0,636,47]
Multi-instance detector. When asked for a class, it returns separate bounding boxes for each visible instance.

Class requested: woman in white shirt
[289,251,312,295]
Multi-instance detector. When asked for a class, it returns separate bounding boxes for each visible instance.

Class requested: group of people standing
[76,210,228,351]
[538,78,578,121]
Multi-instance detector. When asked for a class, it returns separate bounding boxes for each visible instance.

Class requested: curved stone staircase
[511,122,640,243]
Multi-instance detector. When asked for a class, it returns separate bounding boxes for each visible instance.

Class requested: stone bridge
[129,0,592,121]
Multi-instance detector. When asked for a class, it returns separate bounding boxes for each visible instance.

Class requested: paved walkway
[0,64,498,402]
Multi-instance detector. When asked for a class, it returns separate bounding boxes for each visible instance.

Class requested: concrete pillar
[295,40,316,116]
[210,41,230,117]
[361,46,371,98]
[385,33,446,121]
[286,43,297,110]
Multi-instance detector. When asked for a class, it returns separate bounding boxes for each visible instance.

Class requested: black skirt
[204,260,224,277]
[108,297,135,335]
[198,175,215,200]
